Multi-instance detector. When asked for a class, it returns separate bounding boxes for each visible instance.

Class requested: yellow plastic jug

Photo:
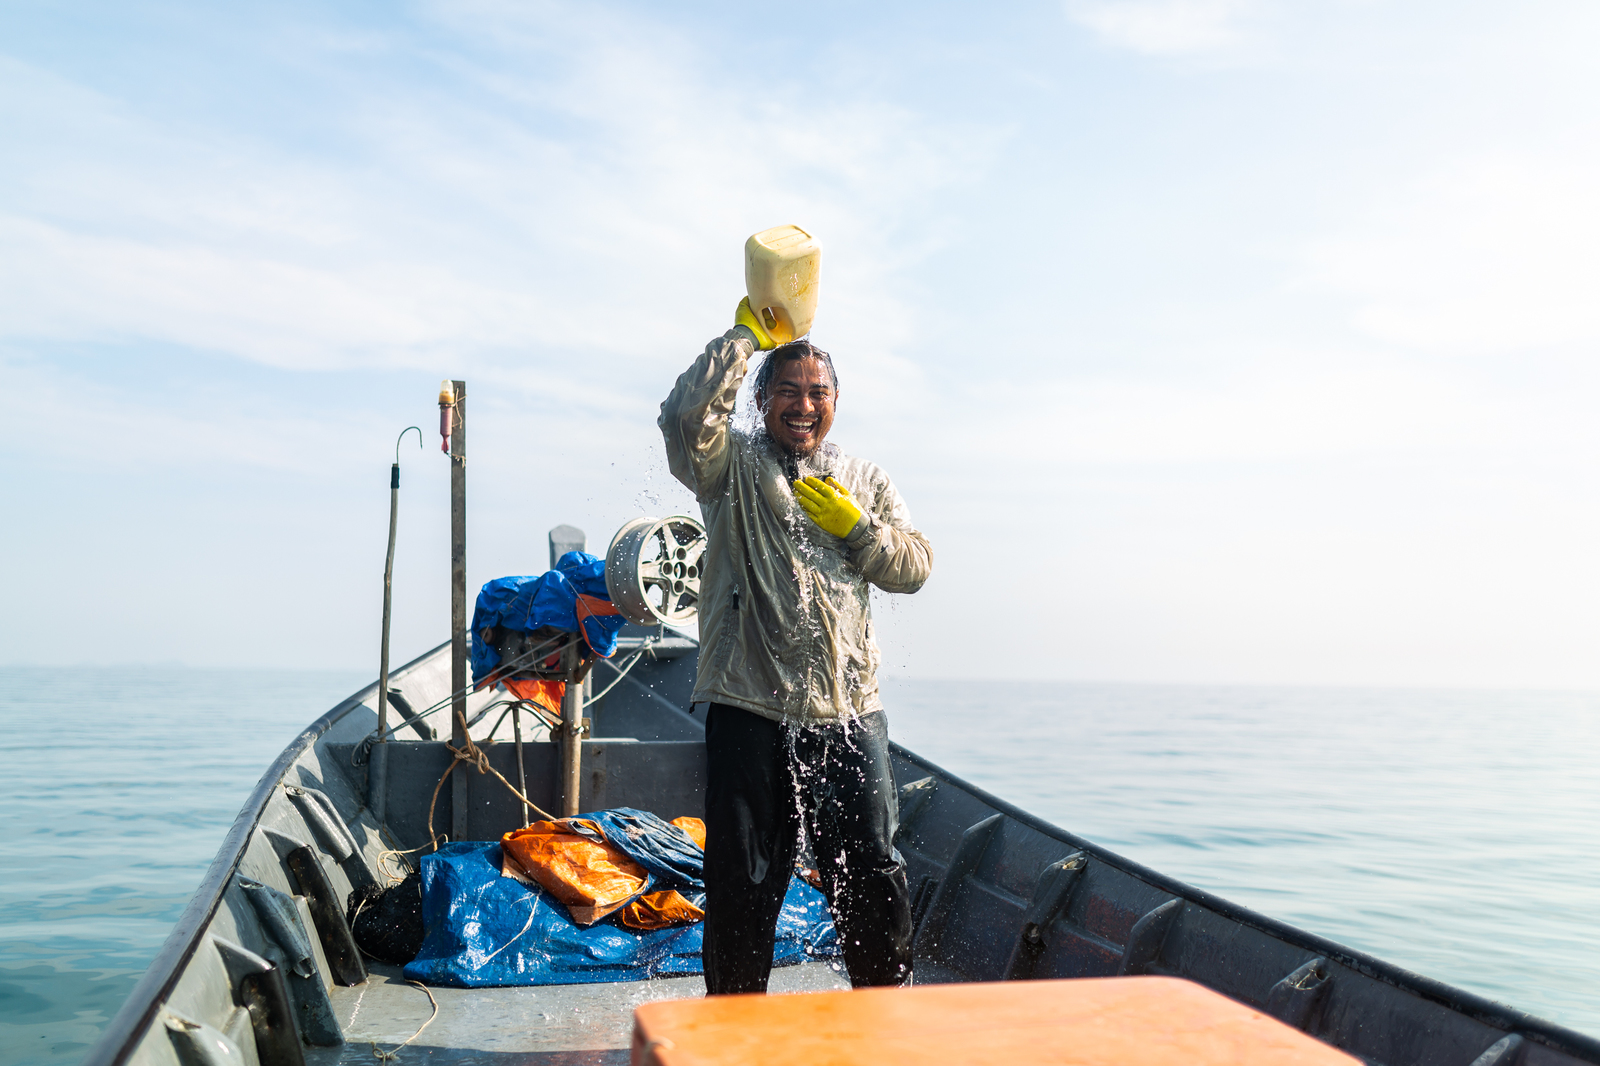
[744,225,822,344]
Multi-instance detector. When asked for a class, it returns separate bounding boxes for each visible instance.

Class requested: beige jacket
[658,330,933,722]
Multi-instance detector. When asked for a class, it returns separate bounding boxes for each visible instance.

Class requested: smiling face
[757,355,837,456]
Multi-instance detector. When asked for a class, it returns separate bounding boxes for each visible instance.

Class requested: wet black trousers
[701,703,913,994]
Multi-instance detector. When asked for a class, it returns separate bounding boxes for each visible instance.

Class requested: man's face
[759,355,837,456]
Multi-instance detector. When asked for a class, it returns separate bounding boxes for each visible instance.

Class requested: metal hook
[395,426,422,466]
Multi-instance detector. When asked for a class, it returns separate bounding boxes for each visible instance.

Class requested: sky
[3,0,1598,686]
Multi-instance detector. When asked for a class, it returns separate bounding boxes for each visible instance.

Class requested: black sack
[346,872,424,965]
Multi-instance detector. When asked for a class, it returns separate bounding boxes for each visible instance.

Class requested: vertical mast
[449,380,469,844]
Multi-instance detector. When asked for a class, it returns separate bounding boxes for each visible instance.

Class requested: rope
[480,894,539,963]
[368,981,439,1061]
[384,630,658,845]
[584,648,648,707]
[372,626,646,743]
[426,708,557,850]
[373,841,433,885]
[372,632,574,742]
[484,701,516,739]
[481,696,562,739]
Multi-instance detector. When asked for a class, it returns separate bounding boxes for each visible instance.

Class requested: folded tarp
[584,808,705,893]
[470,551,626,685]
[500,810,708,930]
[403,841,838,987]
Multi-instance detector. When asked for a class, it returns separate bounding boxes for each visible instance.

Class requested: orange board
[630,975,1359,1066]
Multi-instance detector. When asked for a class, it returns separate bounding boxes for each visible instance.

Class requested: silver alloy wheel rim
[604,514,707,627]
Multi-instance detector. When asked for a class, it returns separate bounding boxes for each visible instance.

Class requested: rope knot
[427,716,555,851]
[445,740,490,775]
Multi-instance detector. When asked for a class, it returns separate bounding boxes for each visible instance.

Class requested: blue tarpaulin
[584,808,704,894]
[403,840,839,987]
[470,551,626,682]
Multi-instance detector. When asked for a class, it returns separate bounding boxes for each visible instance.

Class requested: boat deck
[308,961,853,1066]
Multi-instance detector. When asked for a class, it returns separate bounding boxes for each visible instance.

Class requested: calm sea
[3,668,1596,1065]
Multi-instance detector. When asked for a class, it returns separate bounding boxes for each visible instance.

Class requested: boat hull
[83,636,1600,1066]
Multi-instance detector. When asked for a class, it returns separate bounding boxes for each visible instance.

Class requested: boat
[79,519,1600,1066]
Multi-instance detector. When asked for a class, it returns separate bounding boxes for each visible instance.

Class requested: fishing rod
[368,425,422,822]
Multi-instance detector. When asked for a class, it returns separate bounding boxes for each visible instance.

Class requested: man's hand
[794,476,864,538]
[734,296,777,351]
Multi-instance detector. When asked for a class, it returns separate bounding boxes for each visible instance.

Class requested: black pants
[702,703,912,993]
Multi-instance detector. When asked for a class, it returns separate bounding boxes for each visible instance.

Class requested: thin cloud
[0,8,998,384]
[1065,0,1259,56]
[0,347,386,474]
[895,359,1512,473]
[1302,154,1600,357]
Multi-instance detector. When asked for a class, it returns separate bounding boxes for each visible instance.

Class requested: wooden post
[449,380,469,844]
[561,643,584,817]
[550,524,588,817]
[512,703,529,828]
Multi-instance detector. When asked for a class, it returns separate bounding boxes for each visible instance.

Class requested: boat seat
[631,975,1360,1066]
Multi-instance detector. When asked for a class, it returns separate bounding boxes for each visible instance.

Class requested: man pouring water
[658,227,933,993]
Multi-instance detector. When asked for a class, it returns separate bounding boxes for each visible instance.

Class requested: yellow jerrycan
[744,225,822,344]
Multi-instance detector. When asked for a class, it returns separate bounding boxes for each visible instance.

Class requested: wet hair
[753,340,838,409]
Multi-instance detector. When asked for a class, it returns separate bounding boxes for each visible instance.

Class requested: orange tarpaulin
[499,676,564,718]
[618,890,705,931]
[670,817,706,850]
[574,593,622,655]
[501,816,708,931]
[502,819,646,925]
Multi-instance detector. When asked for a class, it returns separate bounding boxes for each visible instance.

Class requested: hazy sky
[4,0,1598,686]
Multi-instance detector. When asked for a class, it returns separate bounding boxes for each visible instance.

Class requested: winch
[474,514,705,691]
[604,514,707,628]
[467,514,707,819]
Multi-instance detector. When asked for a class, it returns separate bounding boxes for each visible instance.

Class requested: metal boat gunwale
[78,643,417,1066]
[889,741,1600,1061]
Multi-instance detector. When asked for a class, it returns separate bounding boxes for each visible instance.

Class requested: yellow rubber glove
[794,476,864,539]
[734,296,777,351]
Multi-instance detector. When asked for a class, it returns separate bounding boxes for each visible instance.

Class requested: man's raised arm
[658,328,758,499]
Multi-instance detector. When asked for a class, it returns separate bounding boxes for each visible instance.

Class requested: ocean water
[0,669,367,1066]
[2,669,1596,1066]
[884,679,1600,1036]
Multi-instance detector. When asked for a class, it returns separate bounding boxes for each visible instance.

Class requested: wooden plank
[631,976,1361,1066]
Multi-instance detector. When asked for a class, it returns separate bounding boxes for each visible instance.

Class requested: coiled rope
[425,707,557,850]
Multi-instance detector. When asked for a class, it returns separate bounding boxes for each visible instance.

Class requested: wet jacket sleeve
[658,330,756,499]
[844,473,933,594]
